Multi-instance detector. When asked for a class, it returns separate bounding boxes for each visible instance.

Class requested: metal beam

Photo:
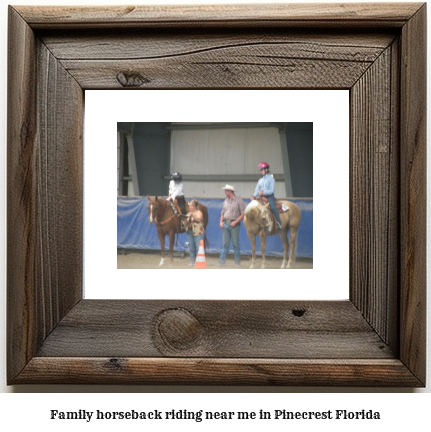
[279,126,294,197]
[117,122,134,134]
[118,132,128,196]
[117,131,121,196]
[165,122,283,131]
[125,124,140,196]
[163,174,285,182]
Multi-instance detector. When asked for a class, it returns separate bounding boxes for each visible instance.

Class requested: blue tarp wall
[118,197,313,258]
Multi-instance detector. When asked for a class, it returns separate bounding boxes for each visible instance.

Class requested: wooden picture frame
[7,3,426,386]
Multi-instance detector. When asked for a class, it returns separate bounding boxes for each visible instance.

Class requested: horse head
[147,194,159,225]
[245,200,272,233]
[257,203,272,233]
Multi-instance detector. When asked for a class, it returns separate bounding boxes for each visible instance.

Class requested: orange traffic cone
[195,239,206,269]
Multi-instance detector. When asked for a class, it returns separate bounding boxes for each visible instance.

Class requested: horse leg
[247,232,256,269]
[287,227,298,269]
[158,231,165,266]
[280,228,289,269]
[259,232,266,269]
[169,230,175,265]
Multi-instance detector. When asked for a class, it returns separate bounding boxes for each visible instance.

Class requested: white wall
[171,126,286,198]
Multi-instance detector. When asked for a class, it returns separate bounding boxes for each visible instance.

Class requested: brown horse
[244,199,301,269]
[146,195,208,266]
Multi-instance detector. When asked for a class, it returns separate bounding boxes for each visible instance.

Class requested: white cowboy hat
[221,184,235,191]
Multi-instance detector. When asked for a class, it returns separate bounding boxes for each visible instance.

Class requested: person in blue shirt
[250,162,282,230]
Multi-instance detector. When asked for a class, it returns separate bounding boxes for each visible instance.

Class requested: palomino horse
[244,199,301,269]
[147,195,208,266]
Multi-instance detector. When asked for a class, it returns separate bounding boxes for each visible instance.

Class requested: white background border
[85,90,349,300]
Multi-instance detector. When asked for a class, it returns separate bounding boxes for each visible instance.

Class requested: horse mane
[245,200,259,219]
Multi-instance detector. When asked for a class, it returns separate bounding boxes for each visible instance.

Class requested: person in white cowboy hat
[218,184,246,267]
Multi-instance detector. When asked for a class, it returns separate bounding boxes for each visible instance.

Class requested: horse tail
[202,206,209,229]
[294,228,299,260]
[198,204,209,249]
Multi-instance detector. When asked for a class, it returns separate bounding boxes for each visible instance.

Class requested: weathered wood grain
[399,3,427,385]
[387,38,401,353]
[350,44,398,347]
[35,40,84,337]
[7,6,83,383]
[41,31,395,89]
[15,358,423,386]
[41,31,395,60]
[7,6,38,382]
[60,47,379,89]
[36,300,393,359]
[16,3,423,29]
[60,57,371,89]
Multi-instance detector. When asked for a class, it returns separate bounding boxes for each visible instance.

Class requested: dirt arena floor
[117,250,313,269]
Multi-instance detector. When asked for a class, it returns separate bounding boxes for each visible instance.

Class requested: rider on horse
[166,172,187,216]
[250,162,282,231]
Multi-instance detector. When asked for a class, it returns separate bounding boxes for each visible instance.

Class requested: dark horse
[147,195,209,265]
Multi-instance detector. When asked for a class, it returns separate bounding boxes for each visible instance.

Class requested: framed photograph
[7,4,426,386]
[114,119,315,271]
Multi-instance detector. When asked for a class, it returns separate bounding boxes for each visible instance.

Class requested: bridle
[255,202,272,232]
[149,199,175,227]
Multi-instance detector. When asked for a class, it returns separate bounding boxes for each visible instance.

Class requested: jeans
[187,232,205,263]
[219,222,241,264]
[265,194,282,225]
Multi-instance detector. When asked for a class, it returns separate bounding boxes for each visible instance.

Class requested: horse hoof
[159,258,165,266]
[250,263,255,269]
[261,264,266,269]
[281,261,287,269]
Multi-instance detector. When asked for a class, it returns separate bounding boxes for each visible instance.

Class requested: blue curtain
[118,197,313,258]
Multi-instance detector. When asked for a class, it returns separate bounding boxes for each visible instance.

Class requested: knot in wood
[116,71,150,87]
[292,308,306,317]
[155,308,203,351]
[108,358,123,369]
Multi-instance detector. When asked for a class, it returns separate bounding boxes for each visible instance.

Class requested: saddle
[258,197,289,214]
[257,197,289,235]
[172,199,189,216]
[172,199,190,233]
